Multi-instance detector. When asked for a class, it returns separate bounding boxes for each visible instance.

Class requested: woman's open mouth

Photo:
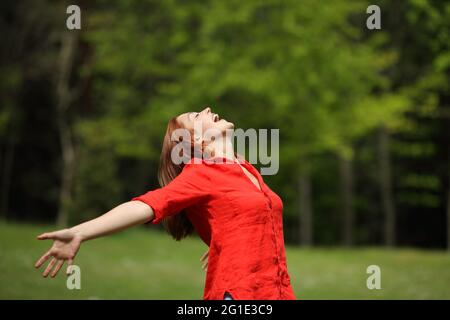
[213,114,220,122]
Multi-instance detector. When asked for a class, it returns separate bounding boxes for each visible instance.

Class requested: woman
[34,106,296,300]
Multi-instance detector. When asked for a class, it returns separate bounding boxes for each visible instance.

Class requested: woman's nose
[203,106,211,114]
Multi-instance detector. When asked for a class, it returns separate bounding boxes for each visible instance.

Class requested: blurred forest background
[0,0,449,252]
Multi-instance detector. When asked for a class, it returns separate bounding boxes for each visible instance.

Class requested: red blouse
[131,156,296,300]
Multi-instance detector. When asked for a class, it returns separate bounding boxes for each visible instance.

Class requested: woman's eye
[195,113,199,119]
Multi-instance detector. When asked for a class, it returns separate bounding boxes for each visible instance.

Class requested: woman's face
[177,106,234,134]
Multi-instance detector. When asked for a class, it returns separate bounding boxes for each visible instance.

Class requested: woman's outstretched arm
[65,201,153,241]
[34,201,153,278]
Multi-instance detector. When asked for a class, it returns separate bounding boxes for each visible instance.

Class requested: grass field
[1,221,449,299]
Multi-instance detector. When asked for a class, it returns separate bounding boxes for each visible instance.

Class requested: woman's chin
[214,120,234,131]
[224,120,234,129]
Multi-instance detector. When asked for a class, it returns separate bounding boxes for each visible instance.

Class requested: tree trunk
[378,127,396,247]
[447,181,450,252]
[299,173,313,246]
[447,147,450,252]
[0,126,17,220]
[0,13,28,220]
[56,32,78,227]
[339,155,354,247]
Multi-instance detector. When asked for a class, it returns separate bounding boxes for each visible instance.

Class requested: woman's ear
[191,136,204,158]
[203,142,215,159]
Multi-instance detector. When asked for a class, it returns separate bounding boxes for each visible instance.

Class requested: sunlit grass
[1,221,449,299]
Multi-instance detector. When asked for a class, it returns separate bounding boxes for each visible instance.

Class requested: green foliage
[1,0,448,246]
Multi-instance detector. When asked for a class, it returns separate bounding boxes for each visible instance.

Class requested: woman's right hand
[34,228,83,278]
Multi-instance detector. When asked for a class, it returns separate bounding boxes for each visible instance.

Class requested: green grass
[1,221,449,299]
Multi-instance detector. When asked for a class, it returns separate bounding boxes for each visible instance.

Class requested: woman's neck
[205,135,236,161]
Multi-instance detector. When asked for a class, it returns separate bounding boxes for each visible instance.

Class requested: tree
[55,31,79,227]
[378,126,396,246]
[375,0,449,248]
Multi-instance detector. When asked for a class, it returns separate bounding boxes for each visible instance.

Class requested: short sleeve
[131,163,211,225]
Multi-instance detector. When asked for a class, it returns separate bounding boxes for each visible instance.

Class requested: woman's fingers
[35,250,51,269]
[51,260,65,278]
[37,231,57,240]
[200,250,209,262]
[66,258,74,275]
[200,249,209,270]
[43,258,57,277]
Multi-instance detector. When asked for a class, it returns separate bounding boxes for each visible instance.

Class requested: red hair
[157,116,201,240]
